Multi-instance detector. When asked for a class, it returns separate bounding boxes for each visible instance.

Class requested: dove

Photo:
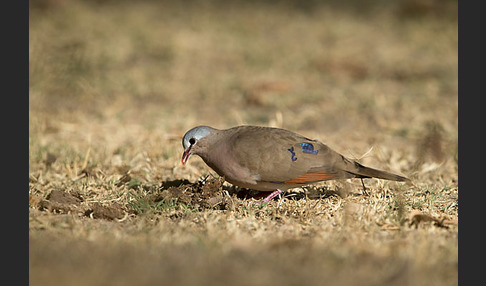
[181,125,408,204]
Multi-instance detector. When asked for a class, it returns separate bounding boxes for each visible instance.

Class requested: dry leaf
[408,210,451,229]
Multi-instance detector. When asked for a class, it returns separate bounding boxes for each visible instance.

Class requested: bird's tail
[350,162,409,182]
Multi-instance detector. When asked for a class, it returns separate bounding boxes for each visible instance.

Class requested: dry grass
[29,1,458,285]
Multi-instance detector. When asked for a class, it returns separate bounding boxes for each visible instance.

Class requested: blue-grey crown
[182,126,212,149]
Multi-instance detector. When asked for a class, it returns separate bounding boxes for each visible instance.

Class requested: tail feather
[350,162,409,182]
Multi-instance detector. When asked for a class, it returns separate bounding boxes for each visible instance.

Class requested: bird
[181,125,409,204]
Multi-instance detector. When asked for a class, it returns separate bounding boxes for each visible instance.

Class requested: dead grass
[29,1,457,285]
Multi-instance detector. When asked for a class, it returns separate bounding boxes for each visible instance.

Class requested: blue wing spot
[300,143,318,155]
[288,147,297,161]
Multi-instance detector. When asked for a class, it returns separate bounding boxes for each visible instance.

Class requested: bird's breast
[200,147,259,186]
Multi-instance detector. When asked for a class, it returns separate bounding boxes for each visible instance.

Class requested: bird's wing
[229,126,353,184]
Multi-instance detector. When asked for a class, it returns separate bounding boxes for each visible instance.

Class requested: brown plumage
[182,125,408,203]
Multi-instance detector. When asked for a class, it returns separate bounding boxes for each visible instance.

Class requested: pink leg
[258,189,283,205]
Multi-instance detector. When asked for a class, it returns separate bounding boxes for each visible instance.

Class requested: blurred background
[29,0,458,186]
[29,0,458,182]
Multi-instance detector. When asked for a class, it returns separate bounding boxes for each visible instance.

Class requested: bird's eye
[189,138,196,145]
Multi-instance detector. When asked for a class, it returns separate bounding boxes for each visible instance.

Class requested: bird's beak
[182,146,192,165]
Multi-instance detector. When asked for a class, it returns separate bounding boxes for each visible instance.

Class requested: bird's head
[181,126,213,165]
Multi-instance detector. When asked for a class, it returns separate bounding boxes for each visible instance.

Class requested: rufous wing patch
[284,171,335,184]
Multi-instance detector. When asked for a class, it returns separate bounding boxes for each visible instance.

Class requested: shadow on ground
[30,177,342,220]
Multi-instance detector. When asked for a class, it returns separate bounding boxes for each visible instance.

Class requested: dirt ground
[29,1,458,285]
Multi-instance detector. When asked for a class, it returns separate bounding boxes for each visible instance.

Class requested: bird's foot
[255,189,283,206]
